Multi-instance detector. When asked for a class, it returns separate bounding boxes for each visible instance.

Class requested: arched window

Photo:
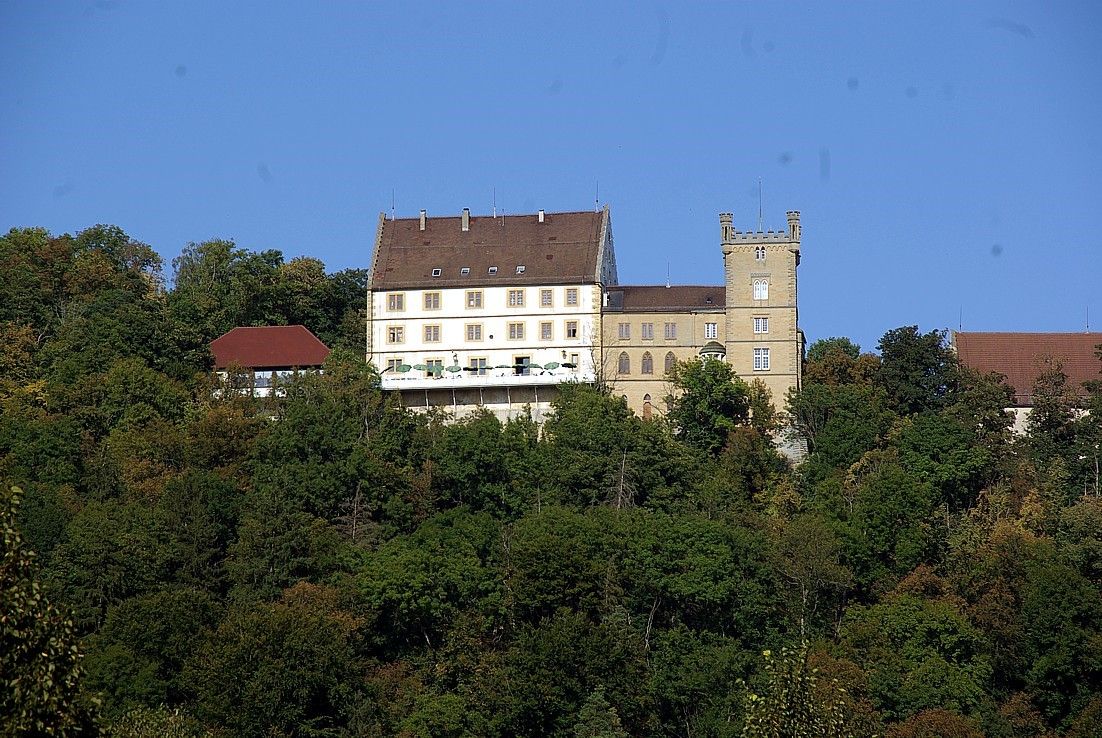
[664,351,676,374]
[643,393,653,420]
[641,352,654,375]
[752,278,768,300]
[618,352,630,375]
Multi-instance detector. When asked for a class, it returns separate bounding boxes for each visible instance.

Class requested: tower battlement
[720,211,801,246]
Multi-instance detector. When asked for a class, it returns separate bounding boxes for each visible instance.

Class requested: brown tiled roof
[606,285,726,312]
[953,331,1102,405]
[370,210,606,290]
[211,326,331,370]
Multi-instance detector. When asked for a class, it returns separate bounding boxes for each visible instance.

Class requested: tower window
[753,347,771,371]
[753,279,768,300]
[755,245,766,261]
[753,317,769,334]
[618,352,630,375]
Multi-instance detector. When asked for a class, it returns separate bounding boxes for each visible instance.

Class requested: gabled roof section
[370,209,607,290]
[605,285,726,312]
[211,325,331,370]
[953,331,1102,405]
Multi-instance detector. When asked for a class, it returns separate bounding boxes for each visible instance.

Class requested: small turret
[786,210,801,242]
[720,212,736,253]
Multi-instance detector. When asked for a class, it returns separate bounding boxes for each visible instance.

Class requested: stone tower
[720,210,804,406]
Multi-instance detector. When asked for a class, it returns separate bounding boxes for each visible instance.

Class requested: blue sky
[2,1,1100,351]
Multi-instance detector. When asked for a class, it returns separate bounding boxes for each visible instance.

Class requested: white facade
[366,208,615,420]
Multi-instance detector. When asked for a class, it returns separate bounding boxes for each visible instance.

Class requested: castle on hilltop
[366,206,804,420]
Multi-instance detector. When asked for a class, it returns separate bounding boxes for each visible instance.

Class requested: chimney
[461,208,470,232]
[538,209,545,223]
[419,209,426,231]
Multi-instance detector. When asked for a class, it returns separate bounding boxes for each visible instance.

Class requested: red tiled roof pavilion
[211,325,331,370]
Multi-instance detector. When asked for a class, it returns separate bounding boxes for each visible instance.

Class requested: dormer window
[488,266,498,275]
[460,267,470,276]
[431,268,442,277]
[516,265,526,274]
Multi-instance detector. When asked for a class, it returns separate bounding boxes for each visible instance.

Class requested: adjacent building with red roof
[211,325,331,396]
[953,332,1102,405]
[953,331,1102,431]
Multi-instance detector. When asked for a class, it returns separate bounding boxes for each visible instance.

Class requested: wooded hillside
[3,225,1101,737]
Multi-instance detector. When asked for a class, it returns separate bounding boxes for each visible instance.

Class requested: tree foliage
[5,223,1102,737]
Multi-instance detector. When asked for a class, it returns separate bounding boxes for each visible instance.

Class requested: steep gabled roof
[370,210,607,290]
[605,285,726,312]
[211,325,331,370]
[953,331,1102,405]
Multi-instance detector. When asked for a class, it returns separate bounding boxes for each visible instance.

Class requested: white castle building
[366,205,803,424]
[366,207,617,420]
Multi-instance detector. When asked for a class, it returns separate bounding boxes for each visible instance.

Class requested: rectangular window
[387,326,404,344]
[641,322,654,340]
[508,322,525,340]
[540,289,553,307]
[466,323,483,342]
[426,359,444,374]
[753,348,771,371]
[466,290,483,309]
[508,289,525,307]
[569,352,580,367]
[514,355,531,376]
[664,322,677,340]
[540,321,553,341]
[705,322,718,339]
[387,293,404,312]
[618,322,630,340]
[386,358,404,372]
[753,317,769,334]
[566,320,578,339]
[423,324,441,343]
[423,291,441,310]
[470,357,488,376]
[566,288,579,306]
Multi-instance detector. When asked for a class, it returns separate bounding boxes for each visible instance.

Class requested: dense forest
[3,224,1102,738]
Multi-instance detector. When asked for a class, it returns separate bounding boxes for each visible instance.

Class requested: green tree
[573,687,629,738]
[840,590,992,721]
[740,644,858,738]
[665,357,751,455]
[1,485,98,735]
[1024,358,1079,467]
[184,583,363,738]
[86,588,222,714]
[876,326,958,416]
